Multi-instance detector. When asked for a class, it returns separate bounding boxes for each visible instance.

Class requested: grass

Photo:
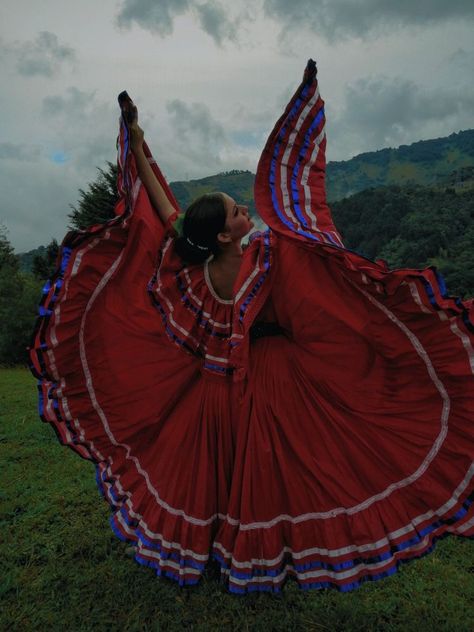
[1,367,474,631]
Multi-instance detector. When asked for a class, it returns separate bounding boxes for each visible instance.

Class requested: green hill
[169,169,256,215]
[18,245,47,273]
[166,130,474,206]
[326,130,474,200]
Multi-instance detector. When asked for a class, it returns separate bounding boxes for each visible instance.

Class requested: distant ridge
[165,129,474,209]
[18,129,474,265]
[169,169,256,216]
[326,129,474,200]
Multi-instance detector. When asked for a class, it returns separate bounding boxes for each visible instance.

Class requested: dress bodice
[147,229,275,378]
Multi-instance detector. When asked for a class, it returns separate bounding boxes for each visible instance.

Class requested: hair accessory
[186,236,209,251]
[173,212,209,251]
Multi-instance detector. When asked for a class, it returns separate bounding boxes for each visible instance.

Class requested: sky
[1,0,473,252]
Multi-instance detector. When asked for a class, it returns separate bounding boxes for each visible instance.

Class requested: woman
[30,82,259,586]
[30,60,474,592]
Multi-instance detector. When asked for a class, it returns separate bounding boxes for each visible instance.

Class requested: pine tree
[32,239,59,281]
[0,226,42,365]
[0,224,19,271]
[68,161,119,230]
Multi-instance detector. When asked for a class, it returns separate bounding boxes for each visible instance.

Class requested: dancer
[29,98,254,586]
[30,60,474,593]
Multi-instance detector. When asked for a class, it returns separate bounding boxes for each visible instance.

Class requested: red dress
[30,140,242,585]
[30,61,474,593]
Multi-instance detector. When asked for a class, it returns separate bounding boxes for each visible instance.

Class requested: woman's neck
[218,239,243,263]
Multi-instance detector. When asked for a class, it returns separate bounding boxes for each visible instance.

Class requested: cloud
[328,74,474,158]
[2,31,76,77]
[447,48,474,75]
[0,86,117,251]
[195,1,238,46]
[116,0,191,36]
[0,157,83,253]
[0,143,42,162]
[263,0,474,41]
[134,97,260,181]
[41,87,117,175]
[42,86,93,119]
[165,98,228,171]
[116,0,250,46]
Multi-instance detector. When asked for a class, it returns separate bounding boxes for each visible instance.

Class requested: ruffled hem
[96,464,215,586]
[213,489,474,594]
[214,530,473,595]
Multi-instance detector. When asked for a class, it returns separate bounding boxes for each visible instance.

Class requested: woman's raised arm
[127,105,176,225]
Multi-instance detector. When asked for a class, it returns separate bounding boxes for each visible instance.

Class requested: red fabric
[30,62,474,592]
[214,236,474,592]
[30,190,235,583]
[211,61,474,593]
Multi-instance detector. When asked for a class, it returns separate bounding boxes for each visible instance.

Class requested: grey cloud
[5,31,76,77]
[1,91,117,251]
[116,0,247,46]
[116,0,191,36]
[263,0,474,40]
[160,99,232,178]
[0,157,81,252]
[73,133,117,173]
[42,87,94,119]
[329,75,474,158]
[41,86,117,175]
[0,143,42,162]
[448,48,474,70]
[195,1,238,46]
[166,98,227,149]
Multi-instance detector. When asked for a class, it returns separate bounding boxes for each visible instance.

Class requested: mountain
[18,245,47,273]
[169,169,256,216]
[326,129,474,201]
[167,129,474,207]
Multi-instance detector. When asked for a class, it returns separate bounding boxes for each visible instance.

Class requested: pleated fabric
[212,60,474,593]
[29,117,241,585]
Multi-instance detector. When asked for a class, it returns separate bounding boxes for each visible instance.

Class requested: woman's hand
[124,102,177,224]
[126,104,145,153]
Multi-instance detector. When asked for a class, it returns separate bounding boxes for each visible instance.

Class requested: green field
[2,367,473,631]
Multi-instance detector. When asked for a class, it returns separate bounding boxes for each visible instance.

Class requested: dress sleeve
[254,60,344,249]
[164,211,180,236]
[115,104,182,225]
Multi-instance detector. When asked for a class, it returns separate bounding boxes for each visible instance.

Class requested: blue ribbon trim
[213,492,473,593]
[238,229,272,325]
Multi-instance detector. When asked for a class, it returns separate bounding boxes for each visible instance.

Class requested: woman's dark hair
[174,192,227,264]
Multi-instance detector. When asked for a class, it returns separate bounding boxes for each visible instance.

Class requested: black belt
[249,322,286,341]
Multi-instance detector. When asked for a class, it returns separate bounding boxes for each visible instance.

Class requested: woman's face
[221,193,254,241]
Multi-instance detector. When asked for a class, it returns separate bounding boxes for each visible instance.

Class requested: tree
[32,239,59,281]
[0,224,19,271]
[0,227,42,365]
[332,185,473,297]
[68,161,119,230]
